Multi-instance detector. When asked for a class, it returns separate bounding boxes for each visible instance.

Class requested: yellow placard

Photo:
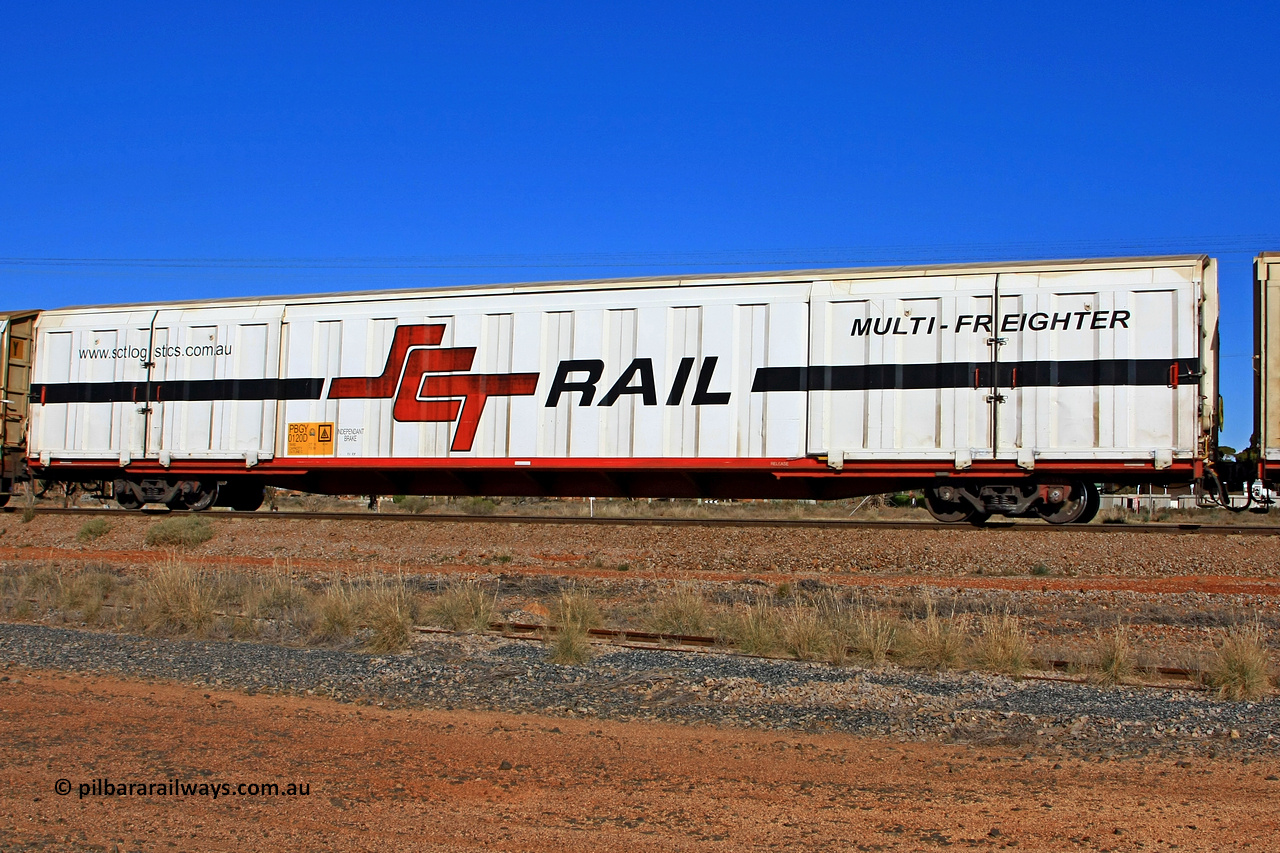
[287,422,335,456]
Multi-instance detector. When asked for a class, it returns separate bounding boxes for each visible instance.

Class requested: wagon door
[992,266,1202,466]
[807,274,998,467]
[147,307,285,464]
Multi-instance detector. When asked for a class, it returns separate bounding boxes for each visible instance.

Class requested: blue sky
[2,2,1277,449]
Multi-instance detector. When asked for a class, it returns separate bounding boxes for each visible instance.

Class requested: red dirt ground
[1,668,1278,852]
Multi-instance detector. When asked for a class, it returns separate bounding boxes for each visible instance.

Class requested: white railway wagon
[25,256,1218,522]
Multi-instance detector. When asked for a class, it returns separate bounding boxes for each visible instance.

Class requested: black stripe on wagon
[751,358,1200,392]
[30,378,326,405]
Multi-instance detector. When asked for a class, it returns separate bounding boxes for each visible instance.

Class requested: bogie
[925,481,1100,525]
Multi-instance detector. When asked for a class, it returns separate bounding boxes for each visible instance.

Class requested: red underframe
[29,455,1199,500]
[32,455,1194,478]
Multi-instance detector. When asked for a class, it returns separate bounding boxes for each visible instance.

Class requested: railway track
[424,621,1207,688]
[7,504,1280,535]
[36,593,1206,689]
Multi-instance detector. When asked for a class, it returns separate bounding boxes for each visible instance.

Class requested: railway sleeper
[925,481,1100,526]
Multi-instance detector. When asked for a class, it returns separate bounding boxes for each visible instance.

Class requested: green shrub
[393,495,432,514]
[465,497,497,515]
[144,516,215,548]
[76,518,112,543]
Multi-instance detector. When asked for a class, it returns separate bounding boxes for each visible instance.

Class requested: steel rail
[7,505,1280,535]
[419,622,1206,689]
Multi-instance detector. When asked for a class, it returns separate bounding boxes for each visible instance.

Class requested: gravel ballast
[2,622,1277,759]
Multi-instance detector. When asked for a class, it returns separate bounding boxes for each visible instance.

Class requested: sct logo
[327,324,733,452]
[328,325,538,452]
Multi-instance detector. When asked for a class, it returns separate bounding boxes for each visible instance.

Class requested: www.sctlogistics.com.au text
[78,344,234,360]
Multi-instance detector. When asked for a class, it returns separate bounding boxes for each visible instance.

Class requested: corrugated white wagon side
[275,282,809,463]
[25,256,1218,522]
[803,261,1211,466]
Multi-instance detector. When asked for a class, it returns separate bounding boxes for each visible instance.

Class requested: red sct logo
[327,325,538,452]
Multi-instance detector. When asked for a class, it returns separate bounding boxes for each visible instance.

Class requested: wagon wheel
[924,488,984,524]
[113,480,142,510]
[182,482,219,512]
[1039,482,1100,524]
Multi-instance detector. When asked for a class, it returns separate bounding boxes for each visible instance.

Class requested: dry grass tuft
[140,560,217,636]
[19,566,63,613]
[58,569,118,625]
[309,581,358,645]
[0,571,23,619]
[782,603,830,661]
[849,608,898,665]
[813,595,853,665]
[428,580,496,632]
[362,577,418,654]
[648,585,710,636]
[246,576,315,641]
[721,601,782,657]
[546,622,593,665]
[144,516,215,548]
[246,576,308,617]
[969,612,1033,675]
[1090,623,1136,686]
[552,587,603,632]
[903,599,969,670]
[541,584,599,665]
[819,594,898,666]
[1205,623,1273,701]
